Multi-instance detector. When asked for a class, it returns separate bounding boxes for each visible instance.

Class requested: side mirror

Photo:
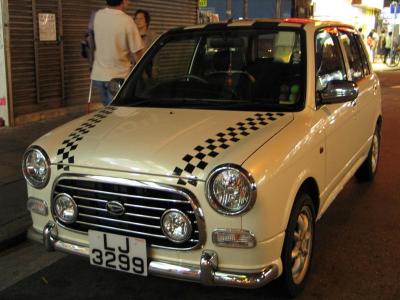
[318,80,358,105]
[108,78,124,97]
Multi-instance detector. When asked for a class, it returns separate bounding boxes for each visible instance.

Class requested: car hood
[35,106,293,182]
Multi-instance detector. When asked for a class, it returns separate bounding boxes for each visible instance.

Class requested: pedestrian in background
[134,9,158,52]
[91,0,144,106]
[377,29,386,63]
[358,27,365,41]
[367,30,378,63]
[384,31,393,64]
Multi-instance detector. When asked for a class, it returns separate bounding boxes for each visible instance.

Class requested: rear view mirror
[318,80,358,105]
[109,78,124,97]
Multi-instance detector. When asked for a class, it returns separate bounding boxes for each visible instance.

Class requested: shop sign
[390,3,400,14]
[199,0,208,8]
[0,0,10,126]
[38,13,57,42]
[352,0,384,10]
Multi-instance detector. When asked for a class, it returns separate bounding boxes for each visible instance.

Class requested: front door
[315,28,358,198]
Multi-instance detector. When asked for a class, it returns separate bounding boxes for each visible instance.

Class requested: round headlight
[161,209,192,243]
[54,193,78,224]
[22,146,51,189]
[206,164,256,215]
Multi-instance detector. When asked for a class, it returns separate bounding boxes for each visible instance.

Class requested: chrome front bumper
[28,222,279,288]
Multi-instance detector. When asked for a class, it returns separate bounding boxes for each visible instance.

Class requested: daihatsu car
[24,18,381,296]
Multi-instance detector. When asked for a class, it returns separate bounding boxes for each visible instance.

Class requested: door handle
[373,83,378,95]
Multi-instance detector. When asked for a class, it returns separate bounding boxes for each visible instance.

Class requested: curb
[0,213,31,251]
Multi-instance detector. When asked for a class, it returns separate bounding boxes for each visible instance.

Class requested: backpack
[367,36,373,47]
[80,11,96,69]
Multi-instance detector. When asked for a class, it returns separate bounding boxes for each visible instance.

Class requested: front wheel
[355,126,380,181]
[279,192,315,297]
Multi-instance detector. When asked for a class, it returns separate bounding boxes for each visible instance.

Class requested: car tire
[355,126,380,181]
[279,192,315,297]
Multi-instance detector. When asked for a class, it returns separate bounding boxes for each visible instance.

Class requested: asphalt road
[0,70,399,300]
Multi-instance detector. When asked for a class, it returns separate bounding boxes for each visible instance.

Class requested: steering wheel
[178,74,208,84]
[206,70,256,83]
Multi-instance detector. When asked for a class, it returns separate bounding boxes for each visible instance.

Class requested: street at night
[1,0,400,298]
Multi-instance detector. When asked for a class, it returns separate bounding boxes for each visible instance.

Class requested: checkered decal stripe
[173,112,285,186]
[56,107,117,171]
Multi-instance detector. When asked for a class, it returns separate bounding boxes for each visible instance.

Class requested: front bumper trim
[28,222,279,288]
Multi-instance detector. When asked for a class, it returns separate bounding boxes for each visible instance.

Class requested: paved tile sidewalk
[372,62,400,72]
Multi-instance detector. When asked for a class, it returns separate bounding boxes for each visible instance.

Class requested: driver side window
[315,29,347,91]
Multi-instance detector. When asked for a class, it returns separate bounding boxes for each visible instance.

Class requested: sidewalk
[0,112,85,250]
[372,62,400,72]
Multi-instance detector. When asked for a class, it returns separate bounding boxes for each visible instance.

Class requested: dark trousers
[93,80,113,106]
[384,48,391,63]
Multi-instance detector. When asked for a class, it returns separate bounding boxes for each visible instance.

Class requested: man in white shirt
[91,0,144,105]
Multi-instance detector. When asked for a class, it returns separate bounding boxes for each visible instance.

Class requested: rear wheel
[394,52,400,66]
[279,192,315,297]
[385,52,400,67]
[356,126,380,181]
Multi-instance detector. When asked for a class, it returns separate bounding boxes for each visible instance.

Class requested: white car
[24,19,381,296]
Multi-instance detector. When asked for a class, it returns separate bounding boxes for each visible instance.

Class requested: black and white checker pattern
[56,107,117,171]
[173,112,285,187]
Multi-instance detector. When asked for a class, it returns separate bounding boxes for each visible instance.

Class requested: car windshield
[114,28,306,111]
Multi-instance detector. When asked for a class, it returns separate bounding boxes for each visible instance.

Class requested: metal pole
[87,80,92,114]
[226,0,232,20]
[58,0,65,104]
[276,0,282,18]
[243,0,248,19]
[32,0,41,104]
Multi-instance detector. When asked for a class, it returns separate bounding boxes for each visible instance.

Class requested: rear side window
[315,29,347,91]
[355,34,371,76]
[339,31,364,81]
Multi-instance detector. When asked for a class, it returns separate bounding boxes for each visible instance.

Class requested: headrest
[212,50,246,72]
[213,50,230,71]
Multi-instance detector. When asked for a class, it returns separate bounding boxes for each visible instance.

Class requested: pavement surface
[0,112,85,250]
[0,63,398,250]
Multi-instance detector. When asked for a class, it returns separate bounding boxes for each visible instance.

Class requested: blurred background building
[313,0,384,35]
[0,0,198,127]
[0,0,391,127]
[199,0,313,23]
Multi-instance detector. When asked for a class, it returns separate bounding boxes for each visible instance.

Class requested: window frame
[115,27,308,112]
[354,33,371,77]
[337,28,367,81]
[314,26,348,96]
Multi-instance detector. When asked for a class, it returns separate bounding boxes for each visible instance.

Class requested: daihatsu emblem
[106,201,125,216]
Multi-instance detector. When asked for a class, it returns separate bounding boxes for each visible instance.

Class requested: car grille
[52,176,202,249]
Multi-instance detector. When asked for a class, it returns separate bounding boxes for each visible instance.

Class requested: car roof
[170,18,353,33]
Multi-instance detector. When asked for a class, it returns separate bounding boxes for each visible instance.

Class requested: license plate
[88,230,147,276]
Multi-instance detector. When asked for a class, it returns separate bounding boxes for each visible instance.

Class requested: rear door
[338,28,380,158]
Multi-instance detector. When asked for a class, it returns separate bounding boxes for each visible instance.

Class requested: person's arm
[127,17,144,64]
[133,49,144,63]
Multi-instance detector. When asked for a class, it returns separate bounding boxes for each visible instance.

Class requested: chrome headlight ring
[206,164,257,216]
[22,145,51,189]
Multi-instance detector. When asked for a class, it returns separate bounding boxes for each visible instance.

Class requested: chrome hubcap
[371,133,379,174]
[291,206,313,284]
